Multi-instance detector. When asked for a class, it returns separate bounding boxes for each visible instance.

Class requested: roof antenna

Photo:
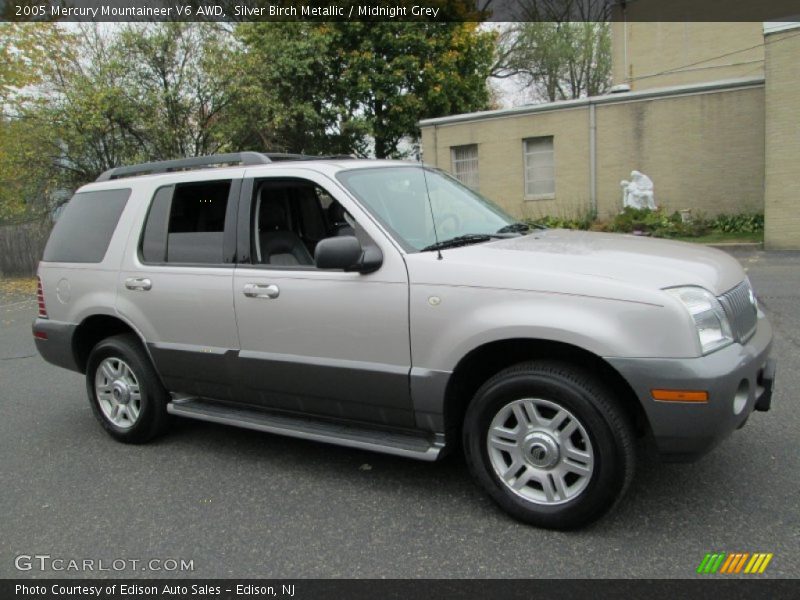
[420,163,443,260]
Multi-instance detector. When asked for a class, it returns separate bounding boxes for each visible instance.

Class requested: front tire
[463,361,635,529]
[85,334,170,444]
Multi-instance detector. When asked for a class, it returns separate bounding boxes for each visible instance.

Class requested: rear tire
[463,361,635,529]
[85,334,170,444]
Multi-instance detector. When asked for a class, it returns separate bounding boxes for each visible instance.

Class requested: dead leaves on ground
[0,277,37,302]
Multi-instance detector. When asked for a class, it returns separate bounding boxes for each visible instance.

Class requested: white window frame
[523,137,555,200]
[450,144,479,190]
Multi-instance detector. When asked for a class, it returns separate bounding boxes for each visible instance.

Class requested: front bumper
[607,316,775,461]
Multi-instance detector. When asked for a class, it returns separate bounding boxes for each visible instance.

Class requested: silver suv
[34,153,775,529]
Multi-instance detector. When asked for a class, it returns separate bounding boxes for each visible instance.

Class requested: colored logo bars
[697,552,773,574]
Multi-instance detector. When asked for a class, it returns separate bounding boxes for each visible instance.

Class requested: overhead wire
[626,28,800,83]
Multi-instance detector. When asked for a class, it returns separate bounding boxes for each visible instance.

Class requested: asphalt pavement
[1,249,798,579]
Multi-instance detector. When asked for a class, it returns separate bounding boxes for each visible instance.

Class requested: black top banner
[2,0,800,22]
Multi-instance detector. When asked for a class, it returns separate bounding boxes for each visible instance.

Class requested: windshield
[337,166,518,252]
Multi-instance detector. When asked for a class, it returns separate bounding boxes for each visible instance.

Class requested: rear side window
[140,180,232,264]
[42,189,130,263]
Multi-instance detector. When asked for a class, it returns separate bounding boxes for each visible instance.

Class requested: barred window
[451,144,479,190]
[523,137,555,198]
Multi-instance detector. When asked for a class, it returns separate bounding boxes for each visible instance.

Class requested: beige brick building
[611,22,765,91]
[763,24,800,249]
[419,22,800,249]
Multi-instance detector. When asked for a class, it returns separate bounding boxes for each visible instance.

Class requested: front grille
[718,280,758,343]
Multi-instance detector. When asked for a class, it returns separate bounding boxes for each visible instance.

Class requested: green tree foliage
[1,20,494,222]
[0,24,75,220]
[337,23,495,158]
[236,22,495,158]
[29,26,145,184]
[113,24,238,159]
[28,23,240,184]
[233,23,368,157]
[0,24,73,106]
[0,116,60,221]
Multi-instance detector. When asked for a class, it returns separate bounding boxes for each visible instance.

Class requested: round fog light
[733,379,750,415]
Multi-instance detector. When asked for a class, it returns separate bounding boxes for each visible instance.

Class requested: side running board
[167,398,444,461]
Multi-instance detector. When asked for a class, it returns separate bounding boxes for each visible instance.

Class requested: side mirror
[314,236,382,273]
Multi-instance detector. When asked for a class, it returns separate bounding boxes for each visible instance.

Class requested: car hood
[411,229,746,297]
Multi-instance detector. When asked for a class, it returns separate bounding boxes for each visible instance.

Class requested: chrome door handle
[125,277,152,291]
[243,283,280,299]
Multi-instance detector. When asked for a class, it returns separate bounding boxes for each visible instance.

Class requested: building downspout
[432,125,439,167]
[589,102,597,215]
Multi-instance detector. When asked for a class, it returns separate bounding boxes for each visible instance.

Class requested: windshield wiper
[421,233,502,252]
[496,222,529,234]
[496,221,544,234]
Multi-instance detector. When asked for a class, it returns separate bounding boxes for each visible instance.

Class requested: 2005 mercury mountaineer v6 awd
[33,152,776,529]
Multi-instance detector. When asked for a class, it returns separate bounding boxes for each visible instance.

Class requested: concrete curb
[706,242,764,251]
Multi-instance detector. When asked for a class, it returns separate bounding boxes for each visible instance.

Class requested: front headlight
[666,286,733,354]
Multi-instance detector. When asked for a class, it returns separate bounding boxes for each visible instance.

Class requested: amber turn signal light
[651,389,709,403]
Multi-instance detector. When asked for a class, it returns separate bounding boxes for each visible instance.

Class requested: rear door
[231,169,414,427]
[116,175,242,400]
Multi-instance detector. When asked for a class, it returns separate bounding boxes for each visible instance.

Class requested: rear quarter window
[42,189,130,263]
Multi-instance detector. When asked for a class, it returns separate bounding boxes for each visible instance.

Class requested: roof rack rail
[250,153,357,161]
[95,152,285,182]
[95,152,360,182]
[264,153,310,161]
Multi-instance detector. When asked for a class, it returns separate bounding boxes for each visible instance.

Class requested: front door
[232,171,414,427]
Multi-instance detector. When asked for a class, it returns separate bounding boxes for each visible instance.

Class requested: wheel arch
[443,338,649,451]
[72,314,152,375]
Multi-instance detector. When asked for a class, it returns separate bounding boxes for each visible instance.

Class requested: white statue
[620,170,657,210]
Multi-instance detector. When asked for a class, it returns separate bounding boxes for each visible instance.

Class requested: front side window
[451,144,479,190]
[250,179,364,268]
[337,167,517,252]
[140,180,231,264]
[524,136,555,198]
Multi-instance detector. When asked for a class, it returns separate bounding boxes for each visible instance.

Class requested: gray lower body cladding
[32,319,80,372]
[148,343,423,429]
[31,317,451,435]
[607,317,774,460]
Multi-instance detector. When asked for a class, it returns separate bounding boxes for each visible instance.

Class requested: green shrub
[606,207,708,238]
[607,207,659,233]
[523,208,764,240]
[711,212,764,233]
[525,211,595,231]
